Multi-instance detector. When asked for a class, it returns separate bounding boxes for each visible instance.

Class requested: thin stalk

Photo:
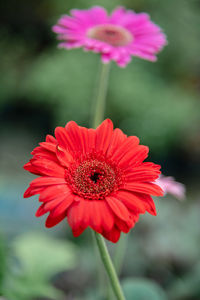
[92,62,110,128]
[91,62,125,299]
[94,232,126,300]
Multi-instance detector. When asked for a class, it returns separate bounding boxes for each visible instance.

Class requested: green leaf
[3,275,62,300]
[2,232,78,300]
[122,278,167,300]
[13,232,78,280]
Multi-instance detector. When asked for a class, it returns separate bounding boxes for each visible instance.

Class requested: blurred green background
[0,0,200,299]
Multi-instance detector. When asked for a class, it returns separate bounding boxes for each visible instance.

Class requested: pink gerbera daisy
[155,175,185,200]
[52,6,167,67]
[24,119,163,243]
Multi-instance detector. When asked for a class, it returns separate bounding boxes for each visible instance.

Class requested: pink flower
[52,6,167,67]
[155,175,185,200]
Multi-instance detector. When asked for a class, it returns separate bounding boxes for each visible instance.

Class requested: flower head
[24,119,163,242]
[52,6,167,67]
[155,175,185,200]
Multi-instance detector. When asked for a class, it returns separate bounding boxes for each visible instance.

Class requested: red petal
[30,177,66,187]
[124,182,164,196]
[115,218,132,233]
[39,185,71,202]
[55,127,74,152]
[39,142,57,153]
[111,136,140,163]
[56,122,91,154]
[98,201,114,231]
[67,201,99,232]
[56,145,73,168]
[106,196,132,224]
[43,198,63,211]
[65,121,88,154]
[67,201,85,231]
[23,162,41,175]
[35,190,72,219]
[87,128,96,150]
[45,212,66,228]
[118,145,149,168]
[87,201,103,233]
[46,134,57,144]
[87,200,114,233]
[117,190,145,213]
[125,164,161,182]
[50,193,74,218]
[31,147,58,163]
[106,128,127,158]
[67,200,114,234]
[127,146,149,167]
[95,119,113,154]
[35,204,46,217]
[72,226,86,237]
[102,226,121,243]
[66,123,91,154]
[117,190,157,215]
[24,186,43,198]
[77,126,90,154]
[31,159,65,177]
[142,162,161,169]
[42,193,72,212]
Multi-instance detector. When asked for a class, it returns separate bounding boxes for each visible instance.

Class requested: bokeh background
[0,0,200,299]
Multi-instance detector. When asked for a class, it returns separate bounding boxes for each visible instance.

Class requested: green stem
[92,62,110,128]
[94,232,126,300]
[91,62,125,300]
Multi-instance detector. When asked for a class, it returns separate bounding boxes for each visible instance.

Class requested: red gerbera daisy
[24,119,163,243]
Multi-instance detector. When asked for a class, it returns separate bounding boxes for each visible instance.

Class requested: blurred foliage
[13,232,77,278]
[0,236,6,295]
[122,197,200,300]
[122,278,167,300]
[168,262,200,300]
[2,233,78,300]
[0,0,200,156]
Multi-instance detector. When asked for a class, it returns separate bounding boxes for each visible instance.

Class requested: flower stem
[91,62,125,300]
[94,232,126,300]
[92,62,110,128]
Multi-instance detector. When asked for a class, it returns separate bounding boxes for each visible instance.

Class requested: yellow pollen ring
[87,24,133,47]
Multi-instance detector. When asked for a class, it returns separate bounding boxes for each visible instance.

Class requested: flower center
[65,156,123,200]
[87,24,133,47]
[90,172,100,183]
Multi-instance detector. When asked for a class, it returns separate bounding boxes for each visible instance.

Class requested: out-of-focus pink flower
[155,175,186,200]
[52,6,167,67]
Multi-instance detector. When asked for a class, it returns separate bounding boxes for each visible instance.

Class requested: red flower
[24,119,163,242]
